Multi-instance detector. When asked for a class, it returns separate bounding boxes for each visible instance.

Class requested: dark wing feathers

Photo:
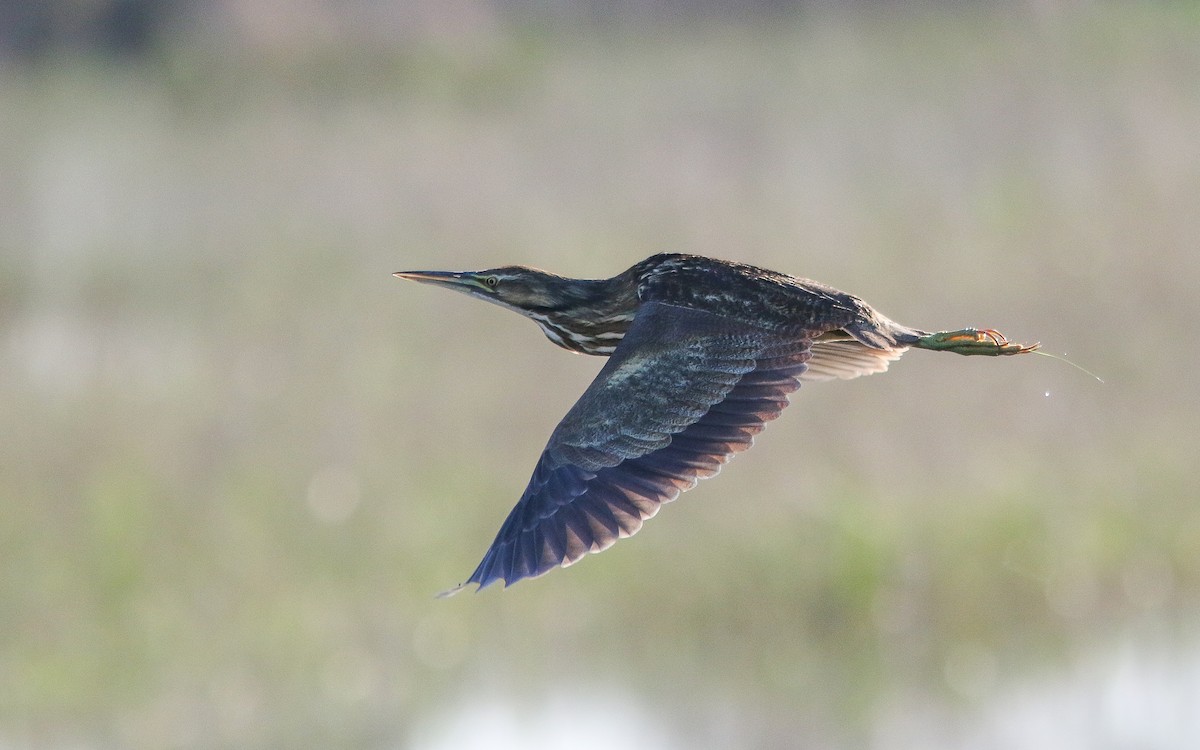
[449,301,812,593]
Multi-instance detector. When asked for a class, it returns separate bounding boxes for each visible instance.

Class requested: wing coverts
[457,302,813,591]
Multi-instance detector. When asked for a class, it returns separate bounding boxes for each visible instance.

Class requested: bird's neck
[531,277,639,356]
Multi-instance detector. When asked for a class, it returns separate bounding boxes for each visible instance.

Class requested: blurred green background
[2,1,1199,748]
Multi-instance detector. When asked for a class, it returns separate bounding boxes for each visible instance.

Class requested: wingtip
[436,572,500,598]
[435,581,471,599]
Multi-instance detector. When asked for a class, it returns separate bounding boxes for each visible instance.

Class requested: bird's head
[393,265,583,317]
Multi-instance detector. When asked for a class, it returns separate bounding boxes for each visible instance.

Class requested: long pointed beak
[393,270,485,292]
[393,270,460,283]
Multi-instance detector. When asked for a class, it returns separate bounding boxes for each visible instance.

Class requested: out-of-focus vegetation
[2,2,1199,748]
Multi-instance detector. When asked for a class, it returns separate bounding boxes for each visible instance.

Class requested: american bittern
[395,253,1036,593]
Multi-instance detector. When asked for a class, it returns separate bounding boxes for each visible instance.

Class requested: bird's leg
[914,328,1040,356]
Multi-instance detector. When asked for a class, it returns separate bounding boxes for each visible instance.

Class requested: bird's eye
[484,276,500,289]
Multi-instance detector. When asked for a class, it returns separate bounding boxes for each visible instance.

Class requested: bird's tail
[843,310,928,350]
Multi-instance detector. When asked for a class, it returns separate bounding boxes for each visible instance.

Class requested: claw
[979,328,1007,346]
[916,328,1040,356]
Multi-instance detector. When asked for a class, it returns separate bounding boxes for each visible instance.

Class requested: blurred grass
[2,3,1200,748]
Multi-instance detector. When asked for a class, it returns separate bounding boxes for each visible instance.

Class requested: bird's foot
[916,328,1040,356]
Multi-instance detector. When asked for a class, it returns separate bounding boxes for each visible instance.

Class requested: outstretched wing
[447,301,814,593]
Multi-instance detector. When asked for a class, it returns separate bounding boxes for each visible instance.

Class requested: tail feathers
[844,312,928,350]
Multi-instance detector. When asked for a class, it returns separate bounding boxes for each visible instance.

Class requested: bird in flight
[395,253,1037,594]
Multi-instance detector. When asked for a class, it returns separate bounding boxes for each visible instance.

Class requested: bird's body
[395,253,1036,593]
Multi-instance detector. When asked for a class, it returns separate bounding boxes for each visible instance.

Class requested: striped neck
[519,275,640,356]
[528,309,636,355]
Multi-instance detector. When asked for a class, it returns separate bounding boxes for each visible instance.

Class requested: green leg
[914,328,1039,356]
